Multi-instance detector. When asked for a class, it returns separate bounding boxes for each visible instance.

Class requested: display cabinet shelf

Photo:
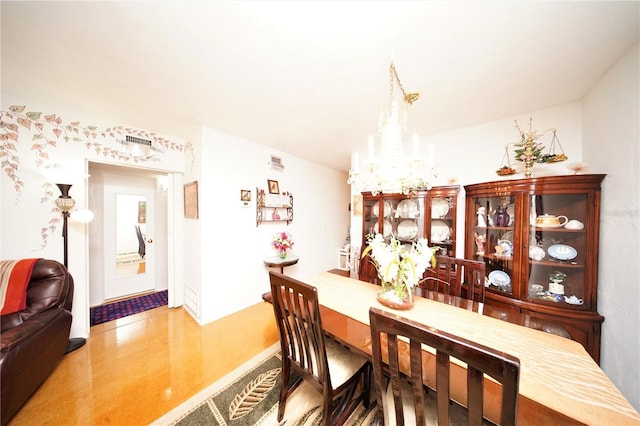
[256,188,293,226]
[361,186,459,256]
[464,174,605,363]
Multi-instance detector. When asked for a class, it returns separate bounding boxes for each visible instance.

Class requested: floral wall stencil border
[0,105,191,248]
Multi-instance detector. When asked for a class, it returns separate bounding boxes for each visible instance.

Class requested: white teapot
[564,295,584,305]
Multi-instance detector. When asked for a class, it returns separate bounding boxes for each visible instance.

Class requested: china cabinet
[361,186,459,255]
[464,174,605,362]
[256,188,293,226]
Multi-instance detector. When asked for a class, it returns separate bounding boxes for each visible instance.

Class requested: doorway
[88,162,169,307]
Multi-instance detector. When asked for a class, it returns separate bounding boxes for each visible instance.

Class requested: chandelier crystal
[348,62,437,195]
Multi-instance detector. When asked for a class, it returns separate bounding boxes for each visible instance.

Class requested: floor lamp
[55,184,75,269]
[54,183,91,354]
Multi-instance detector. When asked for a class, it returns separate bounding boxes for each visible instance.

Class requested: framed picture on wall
[184,181,199,219]
[240,189,251,202]
[267,179,280,194]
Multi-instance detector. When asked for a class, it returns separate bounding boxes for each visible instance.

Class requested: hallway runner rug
[90,290,168,326]
[150,342,376,426]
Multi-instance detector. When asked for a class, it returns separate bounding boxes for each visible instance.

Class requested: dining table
[264,271,640,425]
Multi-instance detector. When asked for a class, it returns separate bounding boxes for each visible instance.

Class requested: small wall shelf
[256,187,293,226]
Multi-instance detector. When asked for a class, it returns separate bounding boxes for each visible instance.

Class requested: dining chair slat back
[369,307,520,426]
[419,256,486,304]
[358,251,382,286]
[269,271,370,425]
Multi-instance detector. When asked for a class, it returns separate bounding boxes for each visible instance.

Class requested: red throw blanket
[0,258,40,315]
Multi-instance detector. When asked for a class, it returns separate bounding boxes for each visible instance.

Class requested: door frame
[86,161,184,331]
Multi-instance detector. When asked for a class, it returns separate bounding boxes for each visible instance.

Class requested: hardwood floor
[9,302,279,425]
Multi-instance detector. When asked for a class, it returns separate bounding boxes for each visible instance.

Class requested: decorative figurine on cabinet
[493,205,510,227]
[477,207,487,227]
[474,232,486,255]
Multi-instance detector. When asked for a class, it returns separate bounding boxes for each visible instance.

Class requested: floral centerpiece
[362,233,437,310]
[272,231,294,259]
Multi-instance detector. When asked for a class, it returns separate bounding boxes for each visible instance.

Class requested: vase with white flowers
[362,234,437,310]
[272,231,294,259]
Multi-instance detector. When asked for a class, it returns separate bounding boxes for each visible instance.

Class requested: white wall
[582,42,639,411]
[185,126,350,325]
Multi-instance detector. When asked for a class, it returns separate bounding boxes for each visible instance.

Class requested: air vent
[116,133,163,160]
[125,135,152,148]
[269,155,284,171]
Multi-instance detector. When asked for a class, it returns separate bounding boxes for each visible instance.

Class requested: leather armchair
[0,259,74,425]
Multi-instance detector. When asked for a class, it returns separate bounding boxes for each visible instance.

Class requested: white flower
[362,234,437,297]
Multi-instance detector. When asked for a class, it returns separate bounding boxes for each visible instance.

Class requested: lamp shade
[70,209,95,223]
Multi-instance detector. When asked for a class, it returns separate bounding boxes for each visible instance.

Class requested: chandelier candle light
[348,61,437,195]
[362,234,437,310]
[272,231,294,259]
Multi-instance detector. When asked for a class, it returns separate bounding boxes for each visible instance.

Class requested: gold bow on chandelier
[348,61,436,195]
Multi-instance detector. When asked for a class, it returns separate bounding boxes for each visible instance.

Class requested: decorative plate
[489,270,511,287]
[372,220,392,236]
[547,244,577,260]
[397,220,418,239]
[496,239,513,256]
[383,201,393,217]
[431,198,450,218]
[371,202,392,218]
[501,230,514,243]
[383,220,393,238]
[529,246,545,261]
[397,199,419,218]
[430,220,451,243]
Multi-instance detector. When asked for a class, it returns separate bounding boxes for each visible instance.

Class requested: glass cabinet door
[429,195,455,256]
[386,195,425,245]
[469,195,516,296]
[363,196,381,240]
[525,193,588,309]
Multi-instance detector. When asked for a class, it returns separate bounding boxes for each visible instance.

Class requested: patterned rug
[151,343,377,426]
[90,290,168,326]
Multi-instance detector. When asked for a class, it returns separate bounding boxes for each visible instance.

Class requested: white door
[104,174,156,300]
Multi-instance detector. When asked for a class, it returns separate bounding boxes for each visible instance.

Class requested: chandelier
[348,61,436,195]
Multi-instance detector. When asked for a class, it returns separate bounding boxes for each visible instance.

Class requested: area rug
[90,289,168,326]
[151,342,377,426]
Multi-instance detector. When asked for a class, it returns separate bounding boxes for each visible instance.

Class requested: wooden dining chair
[418,256,486,304]
[269,271,371,425]
[369,307,520,426]
[358,251,382,286]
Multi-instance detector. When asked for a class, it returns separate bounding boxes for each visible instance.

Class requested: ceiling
[2,1,638,172]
